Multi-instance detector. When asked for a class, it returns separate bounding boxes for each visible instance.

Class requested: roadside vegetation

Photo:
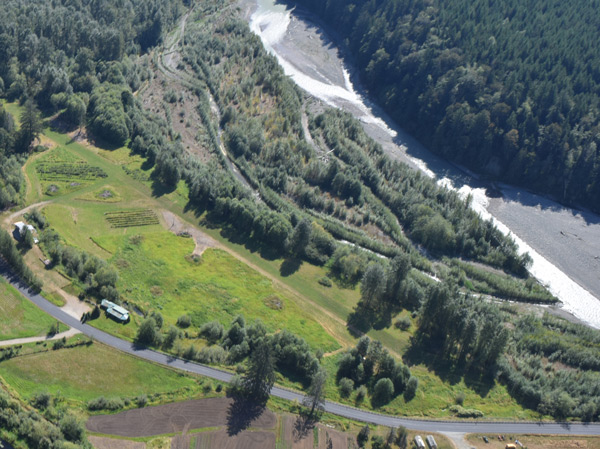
[0,276,58,340]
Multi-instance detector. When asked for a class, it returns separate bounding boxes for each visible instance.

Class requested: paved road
[2,263,600,435]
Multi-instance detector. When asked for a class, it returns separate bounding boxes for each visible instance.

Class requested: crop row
[104,209,159,228]
[36,162,108,180]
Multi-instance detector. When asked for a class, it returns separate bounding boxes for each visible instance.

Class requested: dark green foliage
[60,414,86,443]
[16,99,42,152]
[303,367,327,417]
[337,336,412,403]
[338,377,354,398]
[404,376,419,401]
[295,0,600,212]
[87,396,124,411]
[271,330,319,383]
[242,337,276,401]
[371,378,394,407]
[200,320,225,343]
[88,83,131,146]
[0,390,92,449]
[417,284,508,369]
[357,425,370,448]
[176,314,192,328]
[135,317,162,346]
[0,228,42,291]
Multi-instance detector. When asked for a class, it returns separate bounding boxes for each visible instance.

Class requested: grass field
[98,231,339,352]
[0,276,60,340]
[0,339,201,403]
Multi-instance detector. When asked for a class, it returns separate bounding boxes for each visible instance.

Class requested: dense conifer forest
[293,0,600,212]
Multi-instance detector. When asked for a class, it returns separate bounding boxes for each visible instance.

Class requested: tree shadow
[150,172,177,198]
[292,415,315,443]
[280,258,302,277]
[226,395,266,436]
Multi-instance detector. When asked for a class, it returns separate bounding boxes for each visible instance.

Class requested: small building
[426,435,438,449]
[414,435,426,449]
[13,222,39,244]
[100,299,129,322]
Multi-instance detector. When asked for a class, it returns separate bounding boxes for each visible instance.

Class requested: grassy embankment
[0,276,65,340]
[0,336,207,405]
[3,102,537,420]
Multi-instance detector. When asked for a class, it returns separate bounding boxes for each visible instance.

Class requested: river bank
[243,0,600,328]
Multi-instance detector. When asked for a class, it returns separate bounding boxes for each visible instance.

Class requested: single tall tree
[242,337,275,402]
[303,367,327,418]
[18,99,42,152]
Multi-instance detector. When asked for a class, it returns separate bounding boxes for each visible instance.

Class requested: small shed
[414,435,426,449]
[13,222,39,243]
[100,299,129,322]
[426,435,438,449]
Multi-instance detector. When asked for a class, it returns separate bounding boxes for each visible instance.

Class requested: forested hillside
[293,0,600,211]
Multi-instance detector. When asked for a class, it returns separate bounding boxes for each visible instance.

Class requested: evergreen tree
[242,337,275,402]
[17,99,42,152]
[302,367,327,418]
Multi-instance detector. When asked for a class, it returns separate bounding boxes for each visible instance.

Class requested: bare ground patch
[195,430,275,449]
[162,210,219,256]
[86,397,276,438]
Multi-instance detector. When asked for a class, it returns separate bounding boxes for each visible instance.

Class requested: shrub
[357,425,370,448]
[355,385,367,405]
[136,394,148,407]
[31,392,52,409]
[196,346,227,364]
[394,316,411,331]
[135,317,162,346]
[371,378,394,407]
[318,276,332,287]
[404,376,419,401]
[177,314,191,328]
[338,377,354,398]
[60,415,85,442]
[200,320,224,343]
[455,391,466,406]
[449,404,484,418]
[87,396,124,411]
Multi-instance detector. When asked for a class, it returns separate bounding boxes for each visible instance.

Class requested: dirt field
[280,415,351,449]
[317,426,352,449]
[89,436,145,449]
[86,397,277,438]
[194,430,275,449]
[467,433,600,449]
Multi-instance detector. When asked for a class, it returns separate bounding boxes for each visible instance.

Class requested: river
[245,0,600,328]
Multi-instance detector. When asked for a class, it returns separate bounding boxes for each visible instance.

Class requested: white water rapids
[248,0,600,328]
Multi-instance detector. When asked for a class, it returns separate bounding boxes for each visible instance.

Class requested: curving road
[1,262,600,435]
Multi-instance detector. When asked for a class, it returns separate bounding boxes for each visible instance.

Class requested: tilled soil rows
[86,397,276,438]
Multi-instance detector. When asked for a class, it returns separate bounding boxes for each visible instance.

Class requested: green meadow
[0,339,202,403]
[97,231,339,352]
[0,277,60,340]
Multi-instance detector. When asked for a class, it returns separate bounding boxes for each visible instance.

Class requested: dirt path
[0,328,80,348]
[1,200,51,227]
[162,210,220,256]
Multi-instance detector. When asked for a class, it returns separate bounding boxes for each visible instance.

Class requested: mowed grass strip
[0,340,199,402]
[0,276,59,340]
[103,232,339,352]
